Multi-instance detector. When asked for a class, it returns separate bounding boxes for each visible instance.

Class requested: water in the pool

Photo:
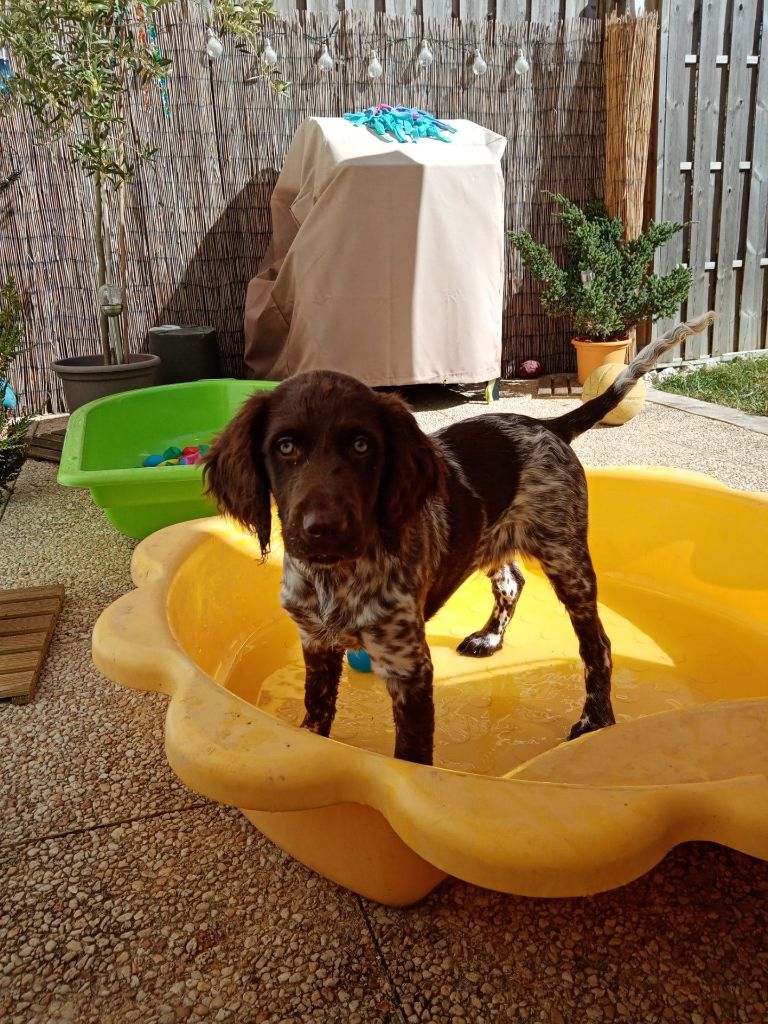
[217,569,738,777]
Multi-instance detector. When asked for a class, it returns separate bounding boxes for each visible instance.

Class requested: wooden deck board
[26,428,66,464]
[0,650,42,672]
[0,585,64,704]
[0,632,50,654]
[0,597,63,619]
[536,375,583,398]
[0,585,66,604]
[0,614,55,636]
[0,670,37,700]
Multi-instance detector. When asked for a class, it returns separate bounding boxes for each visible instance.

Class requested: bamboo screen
[0,7,605,413]
[604,10,657,241]
[603,10,658,354]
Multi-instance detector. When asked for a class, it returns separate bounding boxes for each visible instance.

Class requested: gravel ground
[1,392,767,1024]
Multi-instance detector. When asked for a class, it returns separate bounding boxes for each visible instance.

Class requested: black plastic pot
[51,352,161,413]
[147,325,221,386]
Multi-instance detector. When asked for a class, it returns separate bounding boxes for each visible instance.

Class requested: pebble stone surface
[1,394,767,1024]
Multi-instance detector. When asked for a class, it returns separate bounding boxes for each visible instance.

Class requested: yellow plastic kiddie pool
[93,467,768,905]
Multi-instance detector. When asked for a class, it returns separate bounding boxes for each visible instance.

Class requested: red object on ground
[518,359,543,379]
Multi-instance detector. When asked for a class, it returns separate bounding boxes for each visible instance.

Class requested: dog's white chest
[280,558,405,650]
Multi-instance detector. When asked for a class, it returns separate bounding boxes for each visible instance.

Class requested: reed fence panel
[2,5,606,413]
[272,0,615,16]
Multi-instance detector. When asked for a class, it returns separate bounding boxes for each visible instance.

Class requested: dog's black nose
[302,509,347,539]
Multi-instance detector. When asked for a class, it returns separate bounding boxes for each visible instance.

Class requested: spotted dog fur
[204,313,715,766]
[457,562,526,657]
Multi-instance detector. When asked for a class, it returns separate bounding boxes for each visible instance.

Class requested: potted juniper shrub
[510,193,693,384]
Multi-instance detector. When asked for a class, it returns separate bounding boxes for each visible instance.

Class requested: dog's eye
[352,436,370,455]
[277,438,296,456]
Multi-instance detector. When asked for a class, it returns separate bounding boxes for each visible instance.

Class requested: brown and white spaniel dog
[204,314,713,765]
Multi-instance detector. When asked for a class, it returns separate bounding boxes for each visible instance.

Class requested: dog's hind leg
[534,547,616,739]
[457,561,526,657]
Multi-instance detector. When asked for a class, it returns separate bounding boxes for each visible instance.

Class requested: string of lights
[201,26,531,80]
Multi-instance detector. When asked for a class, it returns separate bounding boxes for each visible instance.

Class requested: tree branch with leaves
[0,0,174,363]
[0,0,286,367]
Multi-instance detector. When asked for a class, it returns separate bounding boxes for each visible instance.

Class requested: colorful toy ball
[581,363,646,425]
[142,441,211,469]
[346,649,372,673]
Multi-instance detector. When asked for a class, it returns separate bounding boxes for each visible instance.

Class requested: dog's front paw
[456,632,502,658]
[300,714,332,737]
[567,713,615,741]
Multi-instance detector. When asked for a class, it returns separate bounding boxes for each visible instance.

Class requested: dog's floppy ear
[376,392,447,553]
[202,391,273,556]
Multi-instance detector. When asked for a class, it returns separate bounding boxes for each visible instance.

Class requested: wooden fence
[654,0,768,361]
[268,1,606,17]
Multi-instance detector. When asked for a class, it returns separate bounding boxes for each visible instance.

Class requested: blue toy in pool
[346,649,372,673]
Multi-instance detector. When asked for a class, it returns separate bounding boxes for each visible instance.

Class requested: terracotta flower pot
[571,337,631,385]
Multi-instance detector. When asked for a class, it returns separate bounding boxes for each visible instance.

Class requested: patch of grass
[653,355,768,417]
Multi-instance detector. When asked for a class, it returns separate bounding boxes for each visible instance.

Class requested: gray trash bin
[147,325,222,386]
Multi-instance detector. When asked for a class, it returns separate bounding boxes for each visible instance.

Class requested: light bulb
[472,49,487,76]
[367,49,383,79]
[205,28,223,60]
[317,43,334,72]
[98,283,123,317]
[514,49,530,75]
[417,40,434,69]
[262,38,278,68]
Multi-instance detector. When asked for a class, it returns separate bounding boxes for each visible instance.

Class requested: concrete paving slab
[409,389,768,494]
[647,387,768,436]
[2,805,399,1024]
[365,842,768,1024]
[2,391,767,1024]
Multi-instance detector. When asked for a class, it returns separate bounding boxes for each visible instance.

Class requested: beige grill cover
[244,116,507,386]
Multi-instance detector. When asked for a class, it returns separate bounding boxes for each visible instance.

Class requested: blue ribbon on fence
[1,381,17,412]
[0,45,13,97]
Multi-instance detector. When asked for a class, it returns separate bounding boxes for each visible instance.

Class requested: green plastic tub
[58,378,277,540]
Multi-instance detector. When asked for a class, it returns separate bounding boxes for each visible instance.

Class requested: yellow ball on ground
[581,363,646,425]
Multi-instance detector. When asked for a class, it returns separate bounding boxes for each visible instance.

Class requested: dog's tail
[547,311,717,444]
